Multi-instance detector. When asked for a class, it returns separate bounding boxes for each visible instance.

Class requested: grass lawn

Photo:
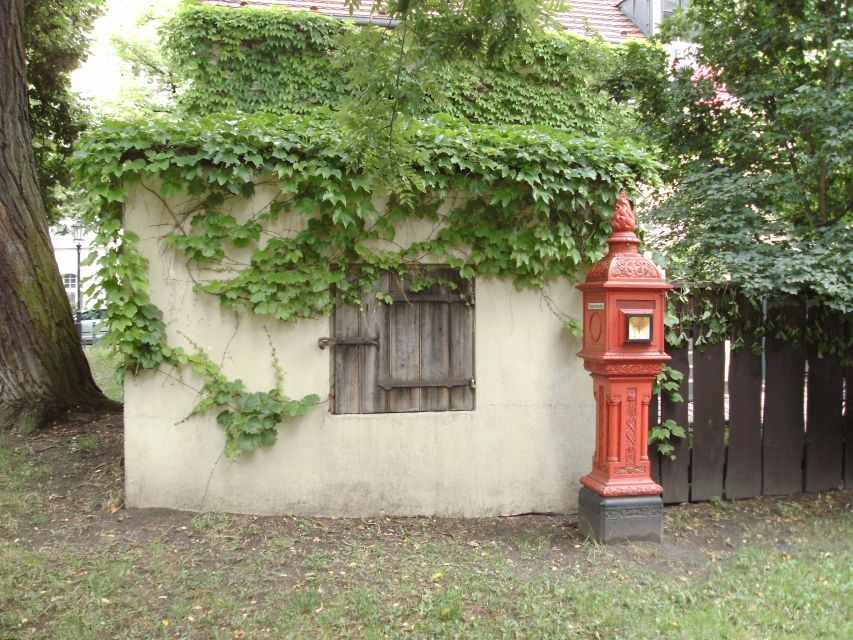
[84,345,124,403]
[0,413,850,639]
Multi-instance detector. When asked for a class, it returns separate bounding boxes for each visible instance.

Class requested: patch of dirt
[5,412,851,582]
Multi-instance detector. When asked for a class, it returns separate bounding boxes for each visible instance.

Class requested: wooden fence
[646,300,851,503]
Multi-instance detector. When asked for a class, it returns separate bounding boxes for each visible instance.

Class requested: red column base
[580,473,663,497]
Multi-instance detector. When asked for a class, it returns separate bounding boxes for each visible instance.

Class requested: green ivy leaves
[649,419,687,460]
[73,109,659,457]
[74,111,660,315]
[649,364,687,459]
[162,3,631,135]
[210,385,321,458]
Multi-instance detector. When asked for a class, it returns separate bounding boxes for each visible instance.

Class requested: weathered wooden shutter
[330,268,474,414]
[330,272,390,414]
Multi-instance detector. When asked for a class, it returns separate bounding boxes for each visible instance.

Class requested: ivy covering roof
[163,2,642,134]
[200,0,646,42]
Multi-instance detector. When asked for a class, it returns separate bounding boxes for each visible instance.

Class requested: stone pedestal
[577,486,663,543]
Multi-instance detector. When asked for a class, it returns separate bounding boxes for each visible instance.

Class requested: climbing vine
[162,3,630,133]
[73,111,660,456]
[81,207,320,457]
[648,364,686,459]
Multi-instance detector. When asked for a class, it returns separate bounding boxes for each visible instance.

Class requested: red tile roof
[557,0,645,41]
[201,1,645,42]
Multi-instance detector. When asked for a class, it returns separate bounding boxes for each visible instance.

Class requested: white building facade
[50,224,99,314]
[123,186,597,517]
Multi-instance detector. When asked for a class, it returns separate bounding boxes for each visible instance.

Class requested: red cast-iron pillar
[576,193,670,543]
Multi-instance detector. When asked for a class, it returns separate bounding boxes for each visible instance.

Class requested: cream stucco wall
[123,185,596,516]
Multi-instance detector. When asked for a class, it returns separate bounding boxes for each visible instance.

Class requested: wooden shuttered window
[330,269,475,414]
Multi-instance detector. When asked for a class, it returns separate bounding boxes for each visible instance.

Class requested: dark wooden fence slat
[726,331,764,499]
[691,340,726,501]
[648,392,661,485]
[660,345,690,503]
[804,348,844,492]
[843,367,852,489]
[762,303,806,496]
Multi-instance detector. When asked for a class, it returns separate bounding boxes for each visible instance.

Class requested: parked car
[80,309,107,345]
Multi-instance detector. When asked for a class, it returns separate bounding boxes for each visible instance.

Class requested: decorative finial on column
[612,192,636,233]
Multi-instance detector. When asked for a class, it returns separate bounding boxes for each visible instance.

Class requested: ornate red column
[576,193,670,543]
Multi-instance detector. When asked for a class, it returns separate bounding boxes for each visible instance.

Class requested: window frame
[329,267,475,415]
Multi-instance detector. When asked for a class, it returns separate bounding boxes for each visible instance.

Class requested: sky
[71,0,180,103]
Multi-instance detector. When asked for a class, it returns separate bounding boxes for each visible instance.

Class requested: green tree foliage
[355,0,564,57]
[25,0,104,220]
[107,2,181,116]
[613,0,851,342]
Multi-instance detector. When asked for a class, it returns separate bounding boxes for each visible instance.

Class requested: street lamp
[72,224,85,340]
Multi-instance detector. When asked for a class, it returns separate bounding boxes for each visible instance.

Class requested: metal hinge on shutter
[377,378,475,391]
[318,336,378,349]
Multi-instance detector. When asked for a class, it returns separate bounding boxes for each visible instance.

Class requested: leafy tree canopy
[615,0,851,318]
[26,0,104,221]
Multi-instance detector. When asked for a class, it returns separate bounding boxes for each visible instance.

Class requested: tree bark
[0,0,111,431]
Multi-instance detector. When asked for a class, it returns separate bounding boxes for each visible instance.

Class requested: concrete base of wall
[576,487,662,543]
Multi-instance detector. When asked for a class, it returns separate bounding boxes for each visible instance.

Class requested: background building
[50,224,99,314]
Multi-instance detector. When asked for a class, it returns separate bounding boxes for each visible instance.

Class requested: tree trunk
[0,0,111,431]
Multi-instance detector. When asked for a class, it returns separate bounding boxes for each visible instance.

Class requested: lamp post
[72,224,85,340]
